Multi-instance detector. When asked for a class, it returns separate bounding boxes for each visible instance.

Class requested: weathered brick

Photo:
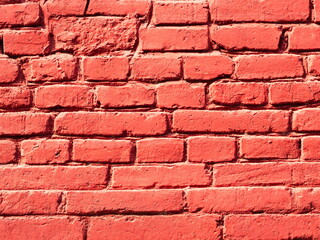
[73,139,133,163]
[112,164,210,189]
[187,136,236,163]
[0,87,31,108]
[136,138,184,163]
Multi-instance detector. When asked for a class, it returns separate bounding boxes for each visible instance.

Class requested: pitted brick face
[0,0,320,239]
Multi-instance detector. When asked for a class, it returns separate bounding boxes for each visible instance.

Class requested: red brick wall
[0,0,319,239]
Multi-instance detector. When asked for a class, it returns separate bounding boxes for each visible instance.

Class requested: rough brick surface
[2,0,320,238]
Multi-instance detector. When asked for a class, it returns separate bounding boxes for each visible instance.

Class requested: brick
[173,110,289,133]
[211,24,281,50]
[0,191,60,215]
[97,84,155,108]
[35,85,94,108]
[112,164,210,189]
[0,113,52,136]
[136,138,184,163]
[270,82,320,105]
[0,87,31,108]
[140,27,209,51]
[240,137,299,159]
[131,55,181,80]
[73,139,133,163]
[234,54,304,79]
[3,30,49,56]
[49,17,137,55]
[308,55,320,76]
[225,215,320,240]
[0,166,107,190]
[315,0,320,22]
[66,190,183,214]
[302,137,320,160]
[210,0,310,22]
[187,187,291,213]
[292,188,320,212]
[0,217,83,240]
[292,163,320,186]
[213,163,292,187]
[157,82,205,109]
[87,0,150,16]
[187,136,236,163]
[290,25,320,50]
[184,54,233,80]
[21,139,70,164]
[88,215,221,240]
[0,58,19,83]
[82,57,129,81]
[0,140,16,163]
[293,108,320,131]
[23,54,77,82]
[42,0,87,16]
[209,82,267,106]
[0,3,40,27]
[152,1,208,25]
[55,112,168,136]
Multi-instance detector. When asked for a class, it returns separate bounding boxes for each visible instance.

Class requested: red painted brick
[0,3,40,27]
[0,58,19,83]
[21,139,70,164]
[225,215,320,240]
[0,191,60,215]
[240,137,299,159]
[152,1,208,25]
[292,163,320,186]
[0,87,31,108]
[211,24,281,50]
[292,188,320,212]
[184,54,233,80]
[66,190,183,214]
[3,30,49,56]
[0,166,107,190]
[87,0,150,16]
[0,113,52,136]
[187,136,236,163]
[315,0,320,22]
[213,163,292,187]
[97,84,155,108]
[187,187,291,213]
[35,85,94,108]
[112,164,210,189]
[290,25,320,50]
[140,27,209,51]
[49,17,137,55]
[42,0,86,16]
[136,138,184,163]
[308,55,320,76]
[23,54,77,82]
[88,215,221,240]
[173,110,289,133]
[209,82,267,105]
[210,0,310,22]
[157,82,205,109]
[0,217,83,240]
[234,54,304,79]
[82,57,129,81]
[131,55,181,80]
[302,137,320,160]
[55,112,168,136]
[73,139,133,163]
[293,108,320,131]
[0,140,16,164]
[270,82,320,105]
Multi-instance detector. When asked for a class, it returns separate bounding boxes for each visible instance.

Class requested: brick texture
[0,0,320,239]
